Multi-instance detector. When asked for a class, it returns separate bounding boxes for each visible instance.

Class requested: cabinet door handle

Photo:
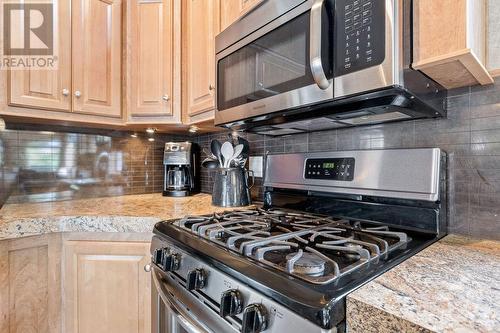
[162,94,170,101]
[144,263,151,272]
[74,90,82,98]
[209,84,215,91]
[62,88,70,96]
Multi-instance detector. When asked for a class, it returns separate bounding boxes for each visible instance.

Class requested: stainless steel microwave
[214,0,447,136]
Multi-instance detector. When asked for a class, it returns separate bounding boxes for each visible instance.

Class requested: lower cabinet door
[63,241,151,333]
[0,234,62,333]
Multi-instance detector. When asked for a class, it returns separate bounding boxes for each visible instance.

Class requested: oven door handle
[152,269,209,333]
[310,0,330,90]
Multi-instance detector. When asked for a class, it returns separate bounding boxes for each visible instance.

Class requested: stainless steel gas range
[151,148,447,332]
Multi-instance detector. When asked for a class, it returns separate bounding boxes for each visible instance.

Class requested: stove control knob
[186,268,207,291]
[242,304,268,333]
[152,248,165,266]
[219,289,243,317]
[161,252,181,272]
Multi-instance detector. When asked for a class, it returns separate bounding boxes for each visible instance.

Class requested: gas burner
[286,251,326,276]
[343,243,364,260]
[173,208,412,285]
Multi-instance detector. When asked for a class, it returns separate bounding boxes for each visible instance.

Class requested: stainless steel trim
[175,313,204,333]
[264,149,442,202]
[152,269,213,333]
[214,0,334,126]
[214,0,402,126]
[309,0,330,89]
[216,0,307,53]
[334,0,398,98]
[215,82,333,126]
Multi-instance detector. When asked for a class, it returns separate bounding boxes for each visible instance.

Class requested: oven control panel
[304,158,355,181]
[335,0,385,76]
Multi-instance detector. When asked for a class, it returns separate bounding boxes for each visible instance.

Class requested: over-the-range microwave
[214,0,447,136]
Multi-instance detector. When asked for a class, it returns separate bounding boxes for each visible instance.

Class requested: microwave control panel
[335,0,385,76]
[304,158,355,181]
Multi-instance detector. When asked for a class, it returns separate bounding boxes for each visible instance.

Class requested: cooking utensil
[221,142,234,168]
[238,136,250,159]
[231,157,246,168]
[203,148,217,160]
[202,158,219,169]
[227,144,244,167]
[210,140,223,166]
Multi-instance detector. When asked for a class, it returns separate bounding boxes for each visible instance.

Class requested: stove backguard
[264,148,447,236]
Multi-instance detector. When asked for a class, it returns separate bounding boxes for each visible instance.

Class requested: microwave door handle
[310,0,330,90]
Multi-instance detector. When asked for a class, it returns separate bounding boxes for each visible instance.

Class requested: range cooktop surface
[174,208,411,285]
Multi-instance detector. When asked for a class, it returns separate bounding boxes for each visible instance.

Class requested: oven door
[215,0,334,126]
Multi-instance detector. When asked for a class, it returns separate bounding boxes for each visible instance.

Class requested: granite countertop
[347,235,500,333]
[2,194,498,332]
[0,193,247,240]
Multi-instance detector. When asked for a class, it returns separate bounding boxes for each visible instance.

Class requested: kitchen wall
[195,79,500,241]
[0,125,184,204]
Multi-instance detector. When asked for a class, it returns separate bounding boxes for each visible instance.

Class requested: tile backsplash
[195,79,500,241]
[0,127,184,204]
[1,79,498,240]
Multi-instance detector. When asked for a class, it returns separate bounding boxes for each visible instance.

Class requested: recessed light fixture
[146,128,156,134]
[188,125,199,133]
[148,137,155,142]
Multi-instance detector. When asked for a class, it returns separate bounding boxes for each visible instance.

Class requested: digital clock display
[305,158,355,181]
[323,162,335,169]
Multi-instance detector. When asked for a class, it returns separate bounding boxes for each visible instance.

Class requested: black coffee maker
[163,142,199,197]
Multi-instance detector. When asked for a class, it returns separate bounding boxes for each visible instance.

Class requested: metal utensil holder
[212,167,254,207]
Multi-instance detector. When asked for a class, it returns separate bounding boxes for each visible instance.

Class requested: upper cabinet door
[72,0,122,117]
[413,0,493,89]
[185,0,219,117]
[128,0,181,121]
[8,0,71,111]
[220,0,242,31]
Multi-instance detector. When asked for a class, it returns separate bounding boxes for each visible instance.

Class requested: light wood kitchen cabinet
[0,233,153,333]
[126,0,182,124]
[63,240,151,333]
[72,0,123,118]
[182,0,220,124]
[0,234,62,333]
[413,0,494,89]
[7,1,71,112]
[487,0,500,77]
[5,0,124,122]
[220,0,242,31]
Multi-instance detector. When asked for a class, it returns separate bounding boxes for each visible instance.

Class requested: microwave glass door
[217,12,319,112]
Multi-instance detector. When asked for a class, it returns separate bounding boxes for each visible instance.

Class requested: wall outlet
[249,156,263,178]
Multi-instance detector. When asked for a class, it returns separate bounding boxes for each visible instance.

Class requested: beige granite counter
[2,195,498,332]
[0,193,249,240]
[347,235,500,333]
